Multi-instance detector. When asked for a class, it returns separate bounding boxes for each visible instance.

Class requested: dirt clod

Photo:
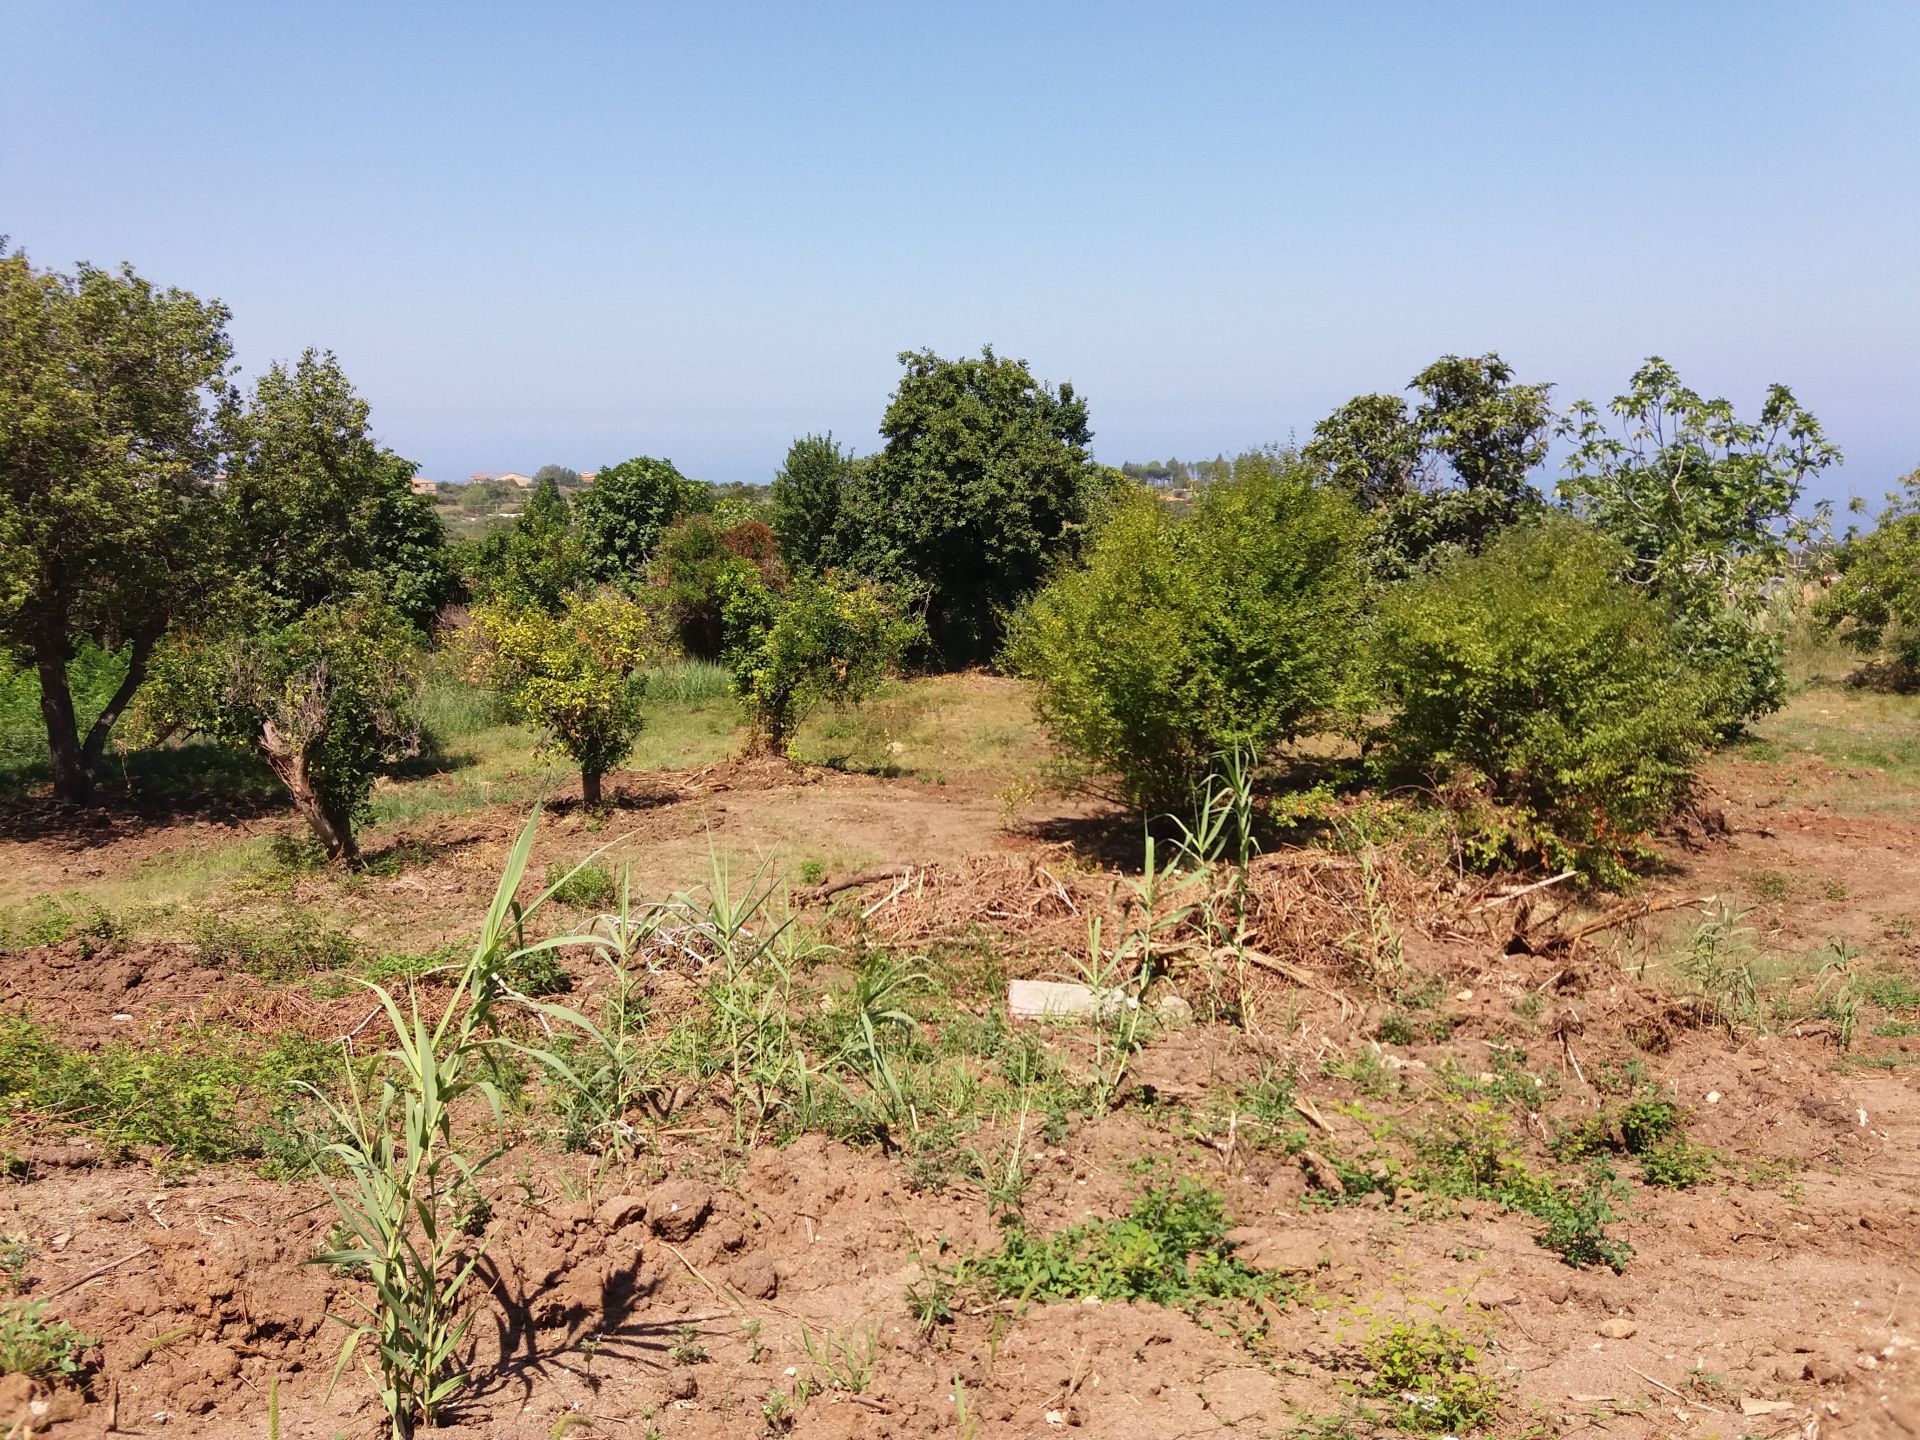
[644,1180,713,1241]
[594,1194,646,1231]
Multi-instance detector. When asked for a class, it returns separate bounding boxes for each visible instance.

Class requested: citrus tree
[467,591,653,805]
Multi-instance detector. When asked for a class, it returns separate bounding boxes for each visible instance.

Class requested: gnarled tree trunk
[259,718,357,862]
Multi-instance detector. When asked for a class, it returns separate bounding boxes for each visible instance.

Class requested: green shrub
[194,911,365,980]
[1370,519,1711,882]
[0,895,119,956]
[1006,454,1365,809]
[1821,472,1920,686]
[0,1019,338,1167]
[732,574,919,754]
[467,589,654,805]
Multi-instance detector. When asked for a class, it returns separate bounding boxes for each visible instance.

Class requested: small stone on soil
[644,1180,713,1241]
[1597,1318,1638,1339]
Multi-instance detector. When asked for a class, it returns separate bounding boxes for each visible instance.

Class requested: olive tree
[132,600,421,861]
[0,246,235,802]
[467,591,653,805]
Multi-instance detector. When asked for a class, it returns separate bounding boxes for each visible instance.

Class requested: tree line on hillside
[4,242,1914,880]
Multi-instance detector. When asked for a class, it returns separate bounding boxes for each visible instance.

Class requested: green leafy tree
[1006,452,1366,809]
[656,514,787,660]
[846,347,1108,666]
[468,475,584,611]
[1816,468,1920,684]
[132,600,420,861]
[1370,519,1711,883]
[733,574,919,754]
[1558,357,1838,730]
[770,432,855,574]
[572,455,710,586]
[0,246,236,802]
[221,350,451,630]
[467,591,653,805]
[532,463,582,490]
[1306,353,1553,579]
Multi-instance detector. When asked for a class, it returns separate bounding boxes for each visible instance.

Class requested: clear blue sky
[6,2,1916,506]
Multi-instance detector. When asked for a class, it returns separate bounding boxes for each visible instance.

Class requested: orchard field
[6,246,1920,1438]
[0,638,1913,1439]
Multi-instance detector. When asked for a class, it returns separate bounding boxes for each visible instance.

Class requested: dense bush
[1818,469,1920,685]
[839,348,1113,667]
[572,455,710,586]
[655,514,787,660]
[733,574,919,754]
[1369,519,1711,881]
[132,600,421,861]
[1005,455,1365,809]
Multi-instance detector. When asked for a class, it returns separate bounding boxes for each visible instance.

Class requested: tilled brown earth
[2,761,1918,1439]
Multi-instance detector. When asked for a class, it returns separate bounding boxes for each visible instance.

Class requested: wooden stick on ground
[795,866,914,905]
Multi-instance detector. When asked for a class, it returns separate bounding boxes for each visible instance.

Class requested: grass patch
[194,910,366,981]
[0,1018,340,1170]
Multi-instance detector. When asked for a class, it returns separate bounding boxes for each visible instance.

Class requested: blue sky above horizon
[6,1,1917,508]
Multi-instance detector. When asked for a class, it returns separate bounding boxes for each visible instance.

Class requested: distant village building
[409,475,439,496]
[466,471,533,487]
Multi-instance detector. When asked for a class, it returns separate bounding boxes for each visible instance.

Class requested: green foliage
[1007,455,1365,809]
[1306,353,1553,580]
[733,574,918,754]
[845,347,1110,666]
[467,590,653,805]
[655,514,786,661]
[134,599,422,861]
[0,1017,336,1167]
[219,350,452,630]
[572,455,710,587]
[0,642,128,793]
[1356,1319,1500,1434]
[1559,357,1838,732]
[1533,1163,1634,1273]
[544,860,616,909]
[470,477,585,611]
[771,433,856,576]
[195,910,367,980]
[0,1301,94,1381]
[1820,469,1920,686]
[0,244,236,802]
[1370,519,1711,881]
[955,1178,1285,1341]
[0,893,120,956]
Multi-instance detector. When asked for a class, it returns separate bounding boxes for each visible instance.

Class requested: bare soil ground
[0,735,1915,1440]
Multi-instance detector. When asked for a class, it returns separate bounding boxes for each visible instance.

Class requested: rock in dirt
[667,1370,698,1400]
[1009,980,1121,1019]
[1596,1317,1638,1339]
[1470,1282,1521,1307]
[1223,1227,1324,1274]
[594,1194,647,1231]
[730,1256,779,1299]
[645,1180,713,1241]
[1299,1150,1345,1197]
[1542,1279,1571,1305]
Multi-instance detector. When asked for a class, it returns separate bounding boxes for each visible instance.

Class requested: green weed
[1355,1319,1500,1434]
[953,1179,1286,1344]
[544,861,617,911]
[0,1300,94,1381]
